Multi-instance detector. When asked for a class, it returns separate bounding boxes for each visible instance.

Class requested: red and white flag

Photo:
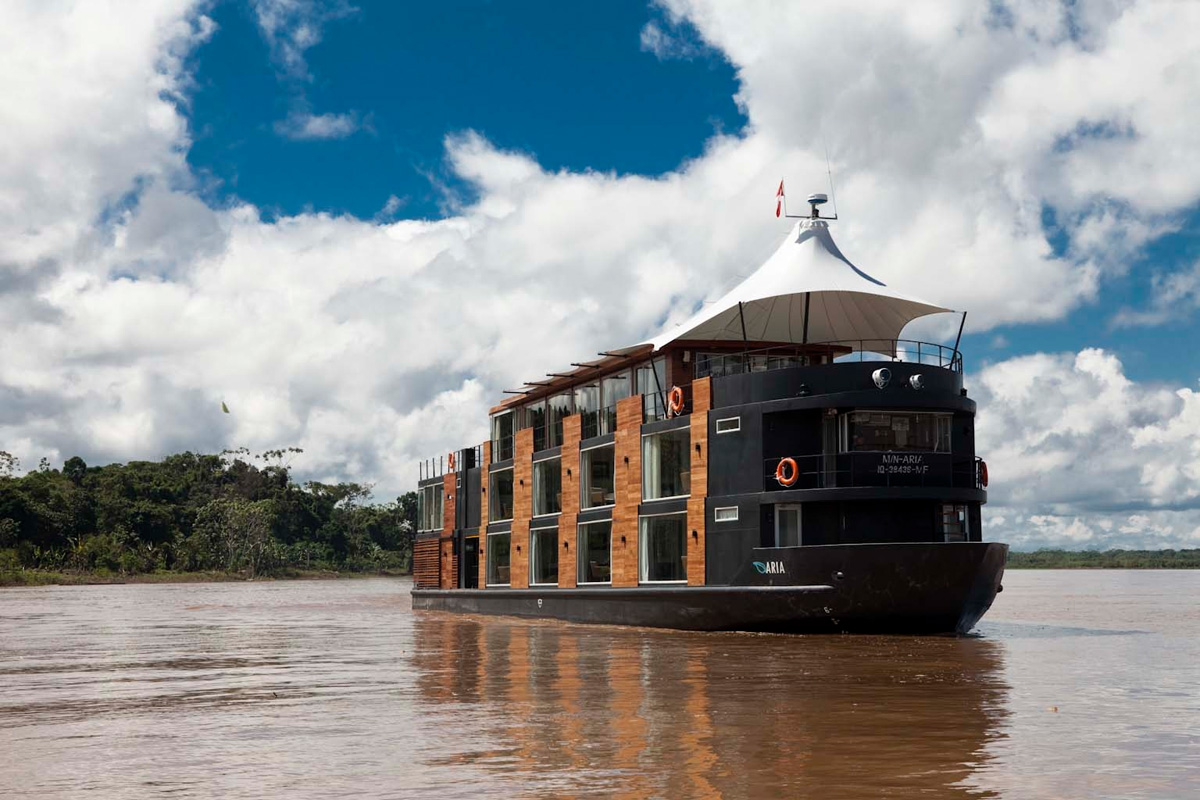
[775,179,785,217]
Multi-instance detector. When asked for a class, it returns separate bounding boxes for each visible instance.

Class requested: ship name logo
[753,561,786,575]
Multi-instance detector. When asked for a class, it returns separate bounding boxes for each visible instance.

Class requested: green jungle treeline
[0,448,416,584]
[1007,549,1200,568]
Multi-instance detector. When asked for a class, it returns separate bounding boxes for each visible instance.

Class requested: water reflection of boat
[413,196,1006,634]
[409,615,1008,797]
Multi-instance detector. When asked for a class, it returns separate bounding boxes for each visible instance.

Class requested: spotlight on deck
[872,368,891,389]
[909,374,925,390]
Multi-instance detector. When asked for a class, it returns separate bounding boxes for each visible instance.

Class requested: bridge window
[840,411,952,453]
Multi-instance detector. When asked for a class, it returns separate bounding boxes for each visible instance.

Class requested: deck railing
[418,444,483,482]
[696,339,962,379]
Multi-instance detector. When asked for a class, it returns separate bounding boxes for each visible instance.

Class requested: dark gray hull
[411,542,1008,635]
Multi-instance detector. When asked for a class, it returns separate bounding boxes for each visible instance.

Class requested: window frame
[532,456,562,518]
[715,416,741,434]
[638,511,688,585]
[579,443,616,511]
[576,519,613,585]
[485,531,511,587]
[529,523,560,587]
[488,466,515,523]
[714,506,739,523]
[641,428,691,502]
[839,410,953,454]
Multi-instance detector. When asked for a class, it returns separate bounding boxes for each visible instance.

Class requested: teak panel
[611,395,644,587]
[688,376,712,586]
[440,472,457,589]
[558,414,581,588]
[510,427,533,589]
[413,538,439,589]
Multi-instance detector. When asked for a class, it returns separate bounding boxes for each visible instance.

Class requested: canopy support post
[737,301,750,354]
[801,292,811,345]
[952,311,967,366]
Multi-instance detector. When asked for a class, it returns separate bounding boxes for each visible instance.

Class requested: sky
[2,0,1199,551]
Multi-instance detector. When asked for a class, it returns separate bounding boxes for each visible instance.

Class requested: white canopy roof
[643,220,951,351]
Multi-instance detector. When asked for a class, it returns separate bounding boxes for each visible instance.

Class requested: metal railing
[418,444,482,482]
[580,400,620,440]
[643,383,692,423]
[763,453,984,492]
[695,339,962,379]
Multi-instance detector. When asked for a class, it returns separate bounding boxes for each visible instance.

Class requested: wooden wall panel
[440,472,457,589]
[510,427,533,589]
[611,395,644,587]
[688,376,712,586]
[479,440,491,589]
[413,538,440,589]
[558,414,581,588]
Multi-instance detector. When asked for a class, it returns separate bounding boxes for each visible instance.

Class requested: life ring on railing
[447,452,456,472]
[668,386,685,417]
[775,457,799,487]
[979,460,988,488]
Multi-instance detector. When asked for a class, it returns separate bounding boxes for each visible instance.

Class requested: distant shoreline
[1006,549,1200,569]
[0,568,411,588]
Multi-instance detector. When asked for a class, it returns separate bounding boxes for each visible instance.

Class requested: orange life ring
[979,460,989,488]
[775,457,799,487]
[668,386,685,417]
[447,452,456,471]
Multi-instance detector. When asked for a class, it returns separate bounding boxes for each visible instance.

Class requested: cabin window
[840,411,952,453]
[417,484,443,532]
[642,428,691,501]
[491,411,515,461]
[577,520,612,584]
[637,358,667,420]
[489,467,514,522]
[941,504,968,542]
[575,383,601,439]
[639,513,687,583]
[532,457,562,517]
[530,526,559,586]
[486,531,511,586]
[547,392,573,448]
[580,445,616,509]
[525,400,547,452]
[715,416,741,434]
[714,506,739,522]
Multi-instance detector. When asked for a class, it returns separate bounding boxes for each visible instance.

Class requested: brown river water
[1,571,1198,799]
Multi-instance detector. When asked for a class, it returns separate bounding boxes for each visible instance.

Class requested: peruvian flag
[775,179,785,217]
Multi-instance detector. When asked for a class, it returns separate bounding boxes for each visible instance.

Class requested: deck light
[872,367,891,388]
[909,374,925,390]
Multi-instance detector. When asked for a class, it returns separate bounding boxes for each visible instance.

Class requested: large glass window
[578,520,612,584]
[533,458,562,517]
[639,513,687,583]
[840,411,952,453]
[642,428,691,500]
[580,446,615,509]
[417,484,443,531]
[525,400,547,452]
[547,392,572,448]
[489,467,514,522]
[530,526,559,586]
[575,383,601,439]
[487,532,511,586]
[601,371,630,434]
[491,411,514,461]
[637,358,666,420]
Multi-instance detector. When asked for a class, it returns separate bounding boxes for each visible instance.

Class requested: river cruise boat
[412,195,1007,634]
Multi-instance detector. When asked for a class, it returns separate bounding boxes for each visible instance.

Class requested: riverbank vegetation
[1008,549,1200,568]
[0,449,416,586]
